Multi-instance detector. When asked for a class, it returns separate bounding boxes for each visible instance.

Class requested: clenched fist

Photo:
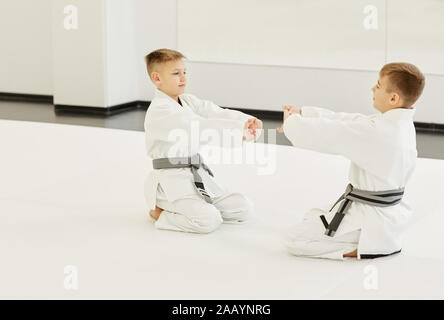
[243,118,263,141]
[277,105,301,132]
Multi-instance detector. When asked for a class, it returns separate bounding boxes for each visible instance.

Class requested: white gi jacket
[283,106,417,257]
[144,89,251,210]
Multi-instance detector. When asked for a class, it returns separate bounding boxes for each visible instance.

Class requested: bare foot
[343,249,358,258]
[149,206,163,221]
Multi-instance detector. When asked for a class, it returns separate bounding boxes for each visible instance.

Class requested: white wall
[105,0,139,106]
[52,0,107,107]
[0,0,52,95]
[183,62,444,123]
[137,0,444,123]
[178,0,387,71]
[133,0,177,102]
[178,0,444,76]
[0,0,443,124]
[388,0,444,75]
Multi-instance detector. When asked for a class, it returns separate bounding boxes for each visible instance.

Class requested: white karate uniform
[283,106,417,260]
[144,89,254,233]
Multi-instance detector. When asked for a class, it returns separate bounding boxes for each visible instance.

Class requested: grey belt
[321,183,404,237]
[152,154,214,203]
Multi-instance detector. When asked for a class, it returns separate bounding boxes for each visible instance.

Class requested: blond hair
[380,62,425,107]
[145,48,185,77]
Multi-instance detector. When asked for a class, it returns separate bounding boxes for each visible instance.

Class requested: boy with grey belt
[143,49,262,233]
[280,62,425,260]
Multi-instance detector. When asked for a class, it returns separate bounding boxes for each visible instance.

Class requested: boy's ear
[390,92,401,106]
[151,71,160,83]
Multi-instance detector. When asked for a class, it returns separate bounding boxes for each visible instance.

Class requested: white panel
[52,0,107,107]
[0,0,52,95]
[178,0,386,71]
[138,0,444,124]
[184,61,444,124]
[105,0,139,106]
[185,61,378,115]
[387,0,444,75]
[411,74,444,123]
[134,0,177,101]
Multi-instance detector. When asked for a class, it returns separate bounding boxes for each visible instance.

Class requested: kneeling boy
[281,62,425,260]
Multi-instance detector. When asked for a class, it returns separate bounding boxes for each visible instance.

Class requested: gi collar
[381,107,416,121]
[154,89,185,108]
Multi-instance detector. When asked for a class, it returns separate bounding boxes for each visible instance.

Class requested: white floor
[1,119,444,300]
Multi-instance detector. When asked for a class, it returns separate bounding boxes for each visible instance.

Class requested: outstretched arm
[186,94,263,140]
[145,105,262,146]
[279,105,391,178]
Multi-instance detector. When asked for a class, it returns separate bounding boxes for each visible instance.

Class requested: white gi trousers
[285,208,360,260]
[153,185,252,233]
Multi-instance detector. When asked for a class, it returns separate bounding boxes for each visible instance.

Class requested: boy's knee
[286,236,357,258]
[284,227,319,256]
[191,206,222,233]
[219,194,253,222]
[239,195,253,213]
[286,239,312,256]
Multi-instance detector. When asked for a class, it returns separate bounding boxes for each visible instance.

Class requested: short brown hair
[145,48,185,77]
[380,62,425,107]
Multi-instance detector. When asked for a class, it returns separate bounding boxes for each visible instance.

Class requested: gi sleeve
[301,106,367,121]
[282,113,392,176]
[186,94,253,123]
[145,104,245,147]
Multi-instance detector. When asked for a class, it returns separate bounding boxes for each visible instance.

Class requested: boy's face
[151,59,187,99]
[371,75,402,113]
